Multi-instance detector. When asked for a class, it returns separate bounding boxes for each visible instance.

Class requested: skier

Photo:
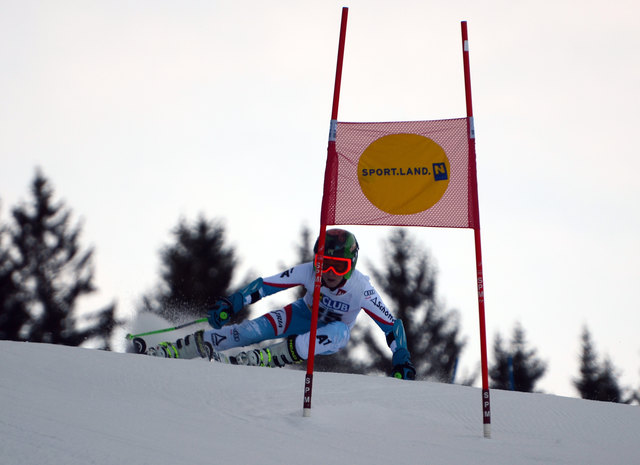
[146,228,416,380]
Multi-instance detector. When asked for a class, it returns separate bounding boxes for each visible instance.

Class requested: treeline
[1,170,638,403]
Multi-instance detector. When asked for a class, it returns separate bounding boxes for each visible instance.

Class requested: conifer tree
[489,323,546,392]
[357,229,466,381]
[573,326,601,399]
[7,170,119,348]
[573,326,627,402]
[0,211,30,340]
[596,357,624,403]
[489,333,511,388]
[143,216,238,322]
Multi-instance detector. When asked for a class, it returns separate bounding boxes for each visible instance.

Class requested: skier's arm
[363,292,415,380]
[207,266,309,329]
[387,319,416,380]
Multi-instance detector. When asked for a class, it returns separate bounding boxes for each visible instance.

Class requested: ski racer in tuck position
[146,228,416,380]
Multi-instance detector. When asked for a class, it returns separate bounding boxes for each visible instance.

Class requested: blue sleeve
[230,264,311,312]
[383,319,408,354]
[234,278,265,308]
[231,272,299,310]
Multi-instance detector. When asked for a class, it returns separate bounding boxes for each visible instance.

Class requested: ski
[125,318,209,355]
[129,334,243,365]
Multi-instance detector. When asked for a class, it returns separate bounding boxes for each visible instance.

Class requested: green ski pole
[126,318,208,353]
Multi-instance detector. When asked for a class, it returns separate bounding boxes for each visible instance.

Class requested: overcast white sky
[2,0,639,397]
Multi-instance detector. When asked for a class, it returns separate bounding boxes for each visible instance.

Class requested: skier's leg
[238,321,351,367]
[293,321,351,358]
[268,300,351,356]
[203,299,310,352]
[145,300,310,359]
[203,317,274,352]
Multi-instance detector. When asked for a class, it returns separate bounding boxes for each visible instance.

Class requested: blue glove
[391,347,416,380]
[207,292,243,329]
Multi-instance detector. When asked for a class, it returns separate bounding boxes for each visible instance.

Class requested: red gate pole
[303,6,349,417]
[461,20,492,439]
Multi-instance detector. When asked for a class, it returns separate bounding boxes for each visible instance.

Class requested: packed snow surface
[2,341,639,465]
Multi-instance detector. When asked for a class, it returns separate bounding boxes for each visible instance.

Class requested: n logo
[433,162,448,181]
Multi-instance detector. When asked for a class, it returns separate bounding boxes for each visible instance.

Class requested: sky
[1,0,639,398]
[2,340,640,464]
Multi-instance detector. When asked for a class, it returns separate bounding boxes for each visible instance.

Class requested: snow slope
[1,341,639,465]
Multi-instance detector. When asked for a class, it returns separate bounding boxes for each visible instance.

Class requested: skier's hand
[207,297,234,329]
[391,362,416,380]
[207,292,244,329]
[390,347,416,380]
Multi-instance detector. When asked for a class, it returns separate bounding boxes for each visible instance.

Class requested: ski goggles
[314,254,352,276]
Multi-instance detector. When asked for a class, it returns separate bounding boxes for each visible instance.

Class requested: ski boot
[236,336,302,367]
[146,330,212,360]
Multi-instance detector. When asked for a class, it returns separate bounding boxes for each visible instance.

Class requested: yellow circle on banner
[357,134,450,215]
